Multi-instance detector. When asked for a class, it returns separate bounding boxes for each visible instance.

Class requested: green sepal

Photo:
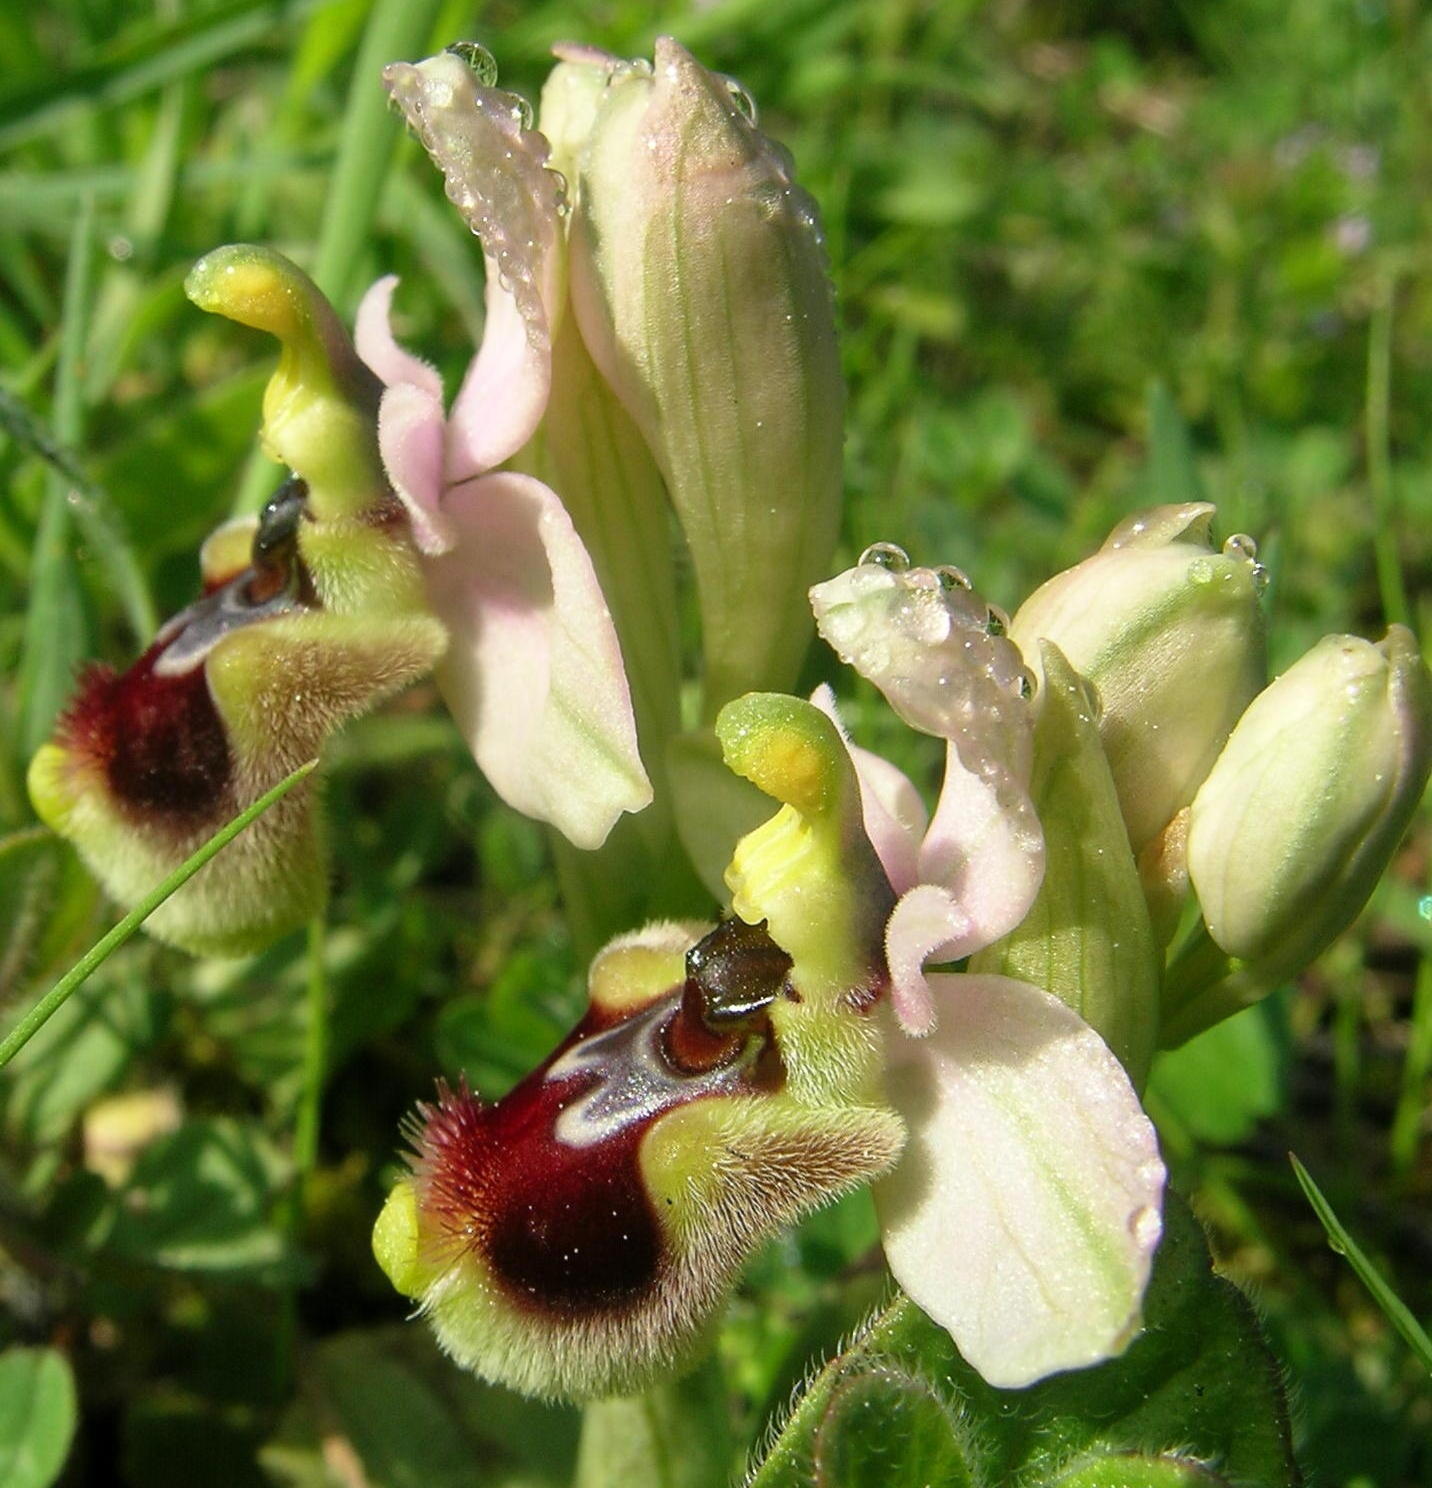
[970,643,1159,1086]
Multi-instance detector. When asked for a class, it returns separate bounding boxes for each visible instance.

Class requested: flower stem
[276,912,328,1389]
[1158,919,1238,1049]
[572,1353,732,1488]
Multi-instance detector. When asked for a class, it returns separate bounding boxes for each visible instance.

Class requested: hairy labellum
[375,918,902,1399]
[29,247,448,957]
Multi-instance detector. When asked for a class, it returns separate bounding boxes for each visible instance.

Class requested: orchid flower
[28,247,447,955]
[374,554,1166,1397]
[354,49,650,851]
[810,545,1166,1389]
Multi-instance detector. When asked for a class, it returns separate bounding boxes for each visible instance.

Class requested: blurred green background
[0,0,1429,1483]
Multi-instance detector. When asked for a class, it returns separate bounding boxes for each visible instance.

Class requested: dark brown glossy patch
[59,636,231,824]
[414,979,784,1320]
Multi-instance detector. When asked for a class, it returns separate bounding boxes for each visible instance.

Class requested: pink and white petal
[446,259,555,482]
[355,276,443,399]
[876,973,1166,1389]
[424,470,651,849]
[382,52,565,482]
[885,885,974,1036]
[917,742,1043,955]
[375,381,452,556]
[810,684,927,895]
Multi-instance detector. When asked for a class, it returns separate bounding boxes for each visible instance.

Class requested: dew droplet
[444,41,498,88]
[986,605,1010,637]
[934,563,972,592]
[511,95,534,131]
[1250,562,1270,595]
[859,541,910,572]
[721,75,758,125]
[1223,532,1259,562]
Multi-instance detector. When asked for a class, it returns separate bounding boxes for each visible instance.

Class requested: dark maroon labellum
[60,639,232,824]
[414,944,786,1320]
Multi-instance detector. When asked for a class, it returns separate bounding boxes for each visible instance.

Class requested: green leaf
[748,1194,1299,1488]
[1147,1000,1285,1146]
[1290,1154,1432,1373]
[811,1366,974,1487]
[261,1328,579,1487]
[0,970,164,1145]
[0,1348,78,1488]
[105,1117,293,1276]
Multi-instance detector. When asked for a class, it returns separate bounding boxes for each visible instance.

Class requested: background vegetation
[0,0,1429,1482]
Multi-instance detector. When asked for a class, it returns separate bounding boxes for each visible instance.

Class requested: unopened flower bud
[1010,504,1266,854]
[564,39,843,710]
[28,248,445,956]
[1186,625,1432,990]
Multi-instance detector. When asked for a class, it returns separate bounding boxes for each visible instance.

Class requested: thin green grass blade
[231,0,443,516]
[0,759,319,1070]
[0,386,156,642]
[1366,272,1409,629]
[312,0,446,307]
[1146,380,1207,510]
[0,0,323,153]
[18,201,94,759]
[1289,1153,1432,1373]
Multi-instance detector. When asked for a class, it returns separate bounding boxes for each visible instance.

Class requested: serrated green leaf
[749,1195,1299,1488]
[0,1348,77,1488]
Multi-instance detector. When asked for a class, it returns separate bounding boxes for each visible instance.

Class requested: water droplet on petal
[859,541,910,572]
[934,564,972,592]
[986,605,1010,637]
[444,41,499,88]
[1223,532,1259,562]
[721,75,758,125]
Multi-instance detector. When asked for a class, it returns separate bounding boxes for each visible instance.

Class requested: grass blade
[0,758,318,1069]
[312,0,446,307]
[1289,1153,1432,1373]
[18,201,95,759]
[1146,379,1207,510]
[0,386,157,642]
[1366,272,1409,629]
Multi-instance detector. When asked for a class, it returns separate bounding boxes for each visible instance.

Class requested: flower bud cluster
[1007,502,1431,1046]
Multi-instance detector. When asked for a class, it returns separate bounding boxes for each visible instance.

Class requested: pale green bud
[1186,625,1432,989]
[1010,504,1266,855]
[563,38,843,711]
